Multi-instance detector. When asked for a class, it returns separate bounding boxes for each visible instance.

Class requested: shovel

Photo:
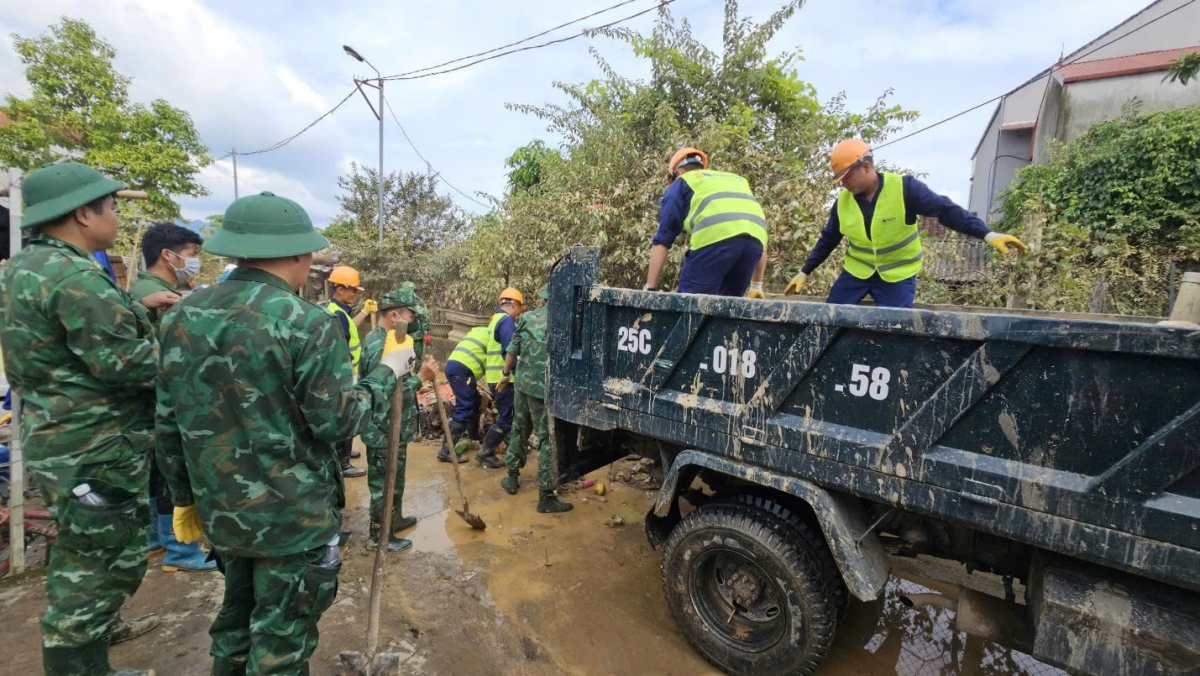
[432,368,487,530]
[340,321,409,675]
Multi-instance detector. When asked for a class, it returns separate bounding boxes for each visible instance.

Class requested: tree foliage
[0,18,211,221]
[1164,52,1200,86]
[505,140,560,194]
[454,0,916,303]
[324,163,472,307]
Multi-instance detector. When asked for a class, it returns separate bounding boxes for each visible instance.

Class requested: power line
[384,96,492,209]
[239,88,358,156]
[875,0,1197,150]
[381,0,677,82]
[391,0,647,79]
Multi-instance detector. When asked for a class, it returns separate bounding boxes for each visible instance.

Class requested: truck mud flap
[650,450,890,602]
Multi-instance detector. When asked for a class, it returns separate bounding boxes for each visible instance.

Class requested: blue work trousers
[445,360,480,429]
[826,271,917,308]
[677,235,763,296]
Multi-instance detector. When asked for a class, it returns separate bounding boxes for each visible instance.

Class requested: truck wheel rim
[689,548,787,652]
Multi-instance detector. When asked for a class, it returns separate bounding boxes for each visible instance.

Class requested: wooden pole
[365,319,408,662]
[7,169,24,575]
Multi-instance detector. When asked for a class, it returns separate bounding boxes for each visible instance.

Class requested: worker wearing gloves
[155,192,406,675]
[326,264,374,478]
[358,287,430,552]
[498,286,573,513]
[644,148,769,298]
[0,163,177,676]
[785,139,1029,307]
[443,324,490,463]
[128,223,217,574]
[476,288,525,469]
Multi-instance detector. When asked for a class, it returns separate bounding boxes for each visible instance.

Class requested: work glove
[984,232,1030,255]
[362,298,379,314]
[496,373,511,393]
[745,282,765,300]
[783,271,807,296]
[381,329,417,378]
[173,505,203,544]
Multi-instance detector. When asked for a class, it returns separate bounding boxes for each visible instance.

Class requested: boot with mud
[438,420,470,463]
[501,472,519,495]
[44,637,156,676]
[368,524,412,552]
[109,613,160,645]
[391,509,418,533]
[476,426,508,469]
[537,491,574,513]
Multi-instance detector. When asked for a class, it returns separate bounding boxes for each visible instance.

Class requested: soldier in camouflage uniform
[499,286,573,513]
[0,163,181,676]
[358,287,426,552]
[155,191,415,676]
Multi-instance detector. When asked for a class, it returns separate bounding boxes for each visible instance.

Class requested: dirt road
[0,439,1062,675]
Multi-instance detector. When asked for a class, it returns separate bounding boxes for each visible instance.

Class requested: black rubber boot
[43,639,116,676]
[439,420,471,463]
[477,427,507,469]
[211,656,248,676]
[537,492,574,513]
[392,514,418,532]
[501,473,519,495]
[368,525,413,552]
[109,613,160,645]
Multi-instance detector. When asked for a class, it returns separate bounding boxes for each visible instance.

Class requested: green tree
[1164,52,1200,86]
[0,18,210,221]
[457,0,916,302]
[505,140,560,193]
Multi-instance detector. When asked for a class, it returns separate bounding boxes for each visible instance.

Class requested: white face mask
[169,251,202,282]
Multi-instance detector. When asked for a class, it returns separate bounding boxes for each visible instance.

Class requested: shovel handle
[431,372,470,510]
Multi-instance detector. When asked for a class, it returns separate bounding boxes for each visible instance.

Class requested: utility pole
[231,148,240,199]
[344,45,385,244]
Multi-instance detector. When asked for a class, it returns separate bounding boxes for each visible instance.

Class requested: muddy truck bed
[545,246,1200,675]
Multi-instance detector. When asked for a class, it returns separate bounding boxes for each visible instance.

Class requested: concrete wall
[1065,0,1200,62]
[1060,73,1200,142]
[968,107,1002,216]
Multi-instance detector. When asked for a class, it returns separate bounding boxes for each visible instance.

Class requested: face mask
[169,251,202,282]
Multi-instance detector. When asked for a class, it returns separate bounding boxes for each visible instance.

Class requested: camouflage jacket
[508,305,548,399]
[128,270,177,324]
[155,267,397,558]
[0,236,158,471]
[359,326,419,449]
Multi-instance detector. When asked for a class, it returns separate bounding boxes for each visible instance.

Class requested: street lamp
[344,44,385,244]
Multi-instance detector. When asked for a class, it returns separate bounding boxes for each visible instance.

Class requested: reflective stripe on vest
[448,326,490,379]
[326,301,361,370]
[837,172,924,283]
[484,312,507,384]
[679,170,768,251]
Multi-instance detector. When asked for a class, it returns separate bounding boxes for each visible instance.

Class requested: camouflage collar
[227,266,297,294]
[31,235,92,260]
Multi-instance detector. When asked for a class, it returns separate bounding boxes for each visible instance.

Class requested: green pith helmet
[203,191,328,259]
[21,162,126,229]
[378,287,419,312]
[539,284,549,300]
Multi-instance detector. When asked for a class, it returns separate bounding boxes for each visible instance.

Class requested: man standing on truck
[326,264,375,479]
[784,139,1029,307]
[156,191,411,675]
[643,147,769,298]
[498,285,573,513]
[0,162,178,675]
[475,287,525,469]
[128,222,217,574]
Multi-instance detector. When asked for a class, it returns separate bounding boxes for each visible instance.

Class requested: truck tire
[720,493,849,616]
[660,501,837,675]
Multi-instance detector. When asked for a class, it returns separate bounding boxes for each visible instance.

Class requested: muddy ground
[1,439,1062,675]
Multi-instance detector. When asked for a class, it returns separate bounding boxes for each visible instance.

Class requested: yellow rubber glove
[783,271,807,295]
[173,505,203,544]
[984,232,1030,255]
[362,298,379,314]
[745,281,765,299]
[496,373,511,393]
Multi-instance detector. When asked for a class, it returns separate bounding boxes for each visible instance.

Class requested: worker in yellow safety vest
[326,264,377,478]
[644,147,769,298]
[784,139,1029,307]
[473,288,525,468]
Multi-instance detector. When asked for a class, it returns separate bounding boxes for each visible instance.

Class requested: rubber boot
[110,613,161,645]
[537,492,574,513]
[392,514,418,532]
[501,472,519,495]
[368,525,412,552]
[438,420,470,463]
[211,656,248,676]
[477,427,507,469]
[43,639,115,676]
[159,513,217,572]
[146,497,163,555]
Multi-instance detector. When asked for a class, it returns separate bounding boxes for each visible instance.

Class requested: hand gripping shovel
[340,321,409,675]
[432,364,487,530]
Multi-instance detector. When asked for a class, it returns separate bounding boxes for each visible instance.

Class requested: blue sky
[0,0,1152,226]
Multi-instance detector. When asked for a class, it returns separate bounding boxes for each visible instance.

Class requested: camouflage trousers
[28,439,150,661]
[366,443,407,538]
[504,391,554,493]
[209,546,340,676]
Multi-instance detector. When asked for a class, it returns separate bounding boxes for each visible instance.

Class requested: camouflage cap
[20,162,126,229]
[203,191,328,259]
[378,287,419,312]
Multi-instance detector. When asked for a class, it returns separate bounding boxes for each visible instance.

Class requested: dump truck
[545,246,1200,675]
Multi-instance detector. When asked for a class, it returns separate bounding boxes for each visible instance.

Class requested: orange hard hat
[667,147,708,180]
[328,265,363,289]
[499,287,524,305]
[830,139,872,183]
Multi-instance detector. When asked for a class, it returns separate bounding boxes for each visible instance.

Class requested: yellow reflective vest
[327,301,361,371]
[838,172,924,282]
[678,170,768,250]
[484,312,507,384]
[448,326,490,380]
